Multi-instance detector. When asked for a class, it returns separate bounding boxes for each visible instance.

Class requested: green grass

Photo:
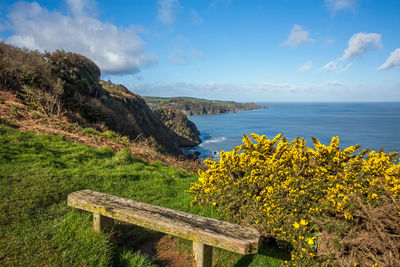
[0,125,286,266]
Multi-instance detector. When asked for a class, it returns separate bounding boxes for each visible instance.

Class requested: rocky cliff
[0,43,195,155]
[153,108,201,147]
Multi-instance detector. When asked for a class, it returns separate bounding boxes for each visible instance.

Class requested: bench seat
[67,190,261,266]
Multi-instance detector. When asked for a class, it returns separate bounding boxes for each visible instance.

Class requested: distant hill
[0,42,200,154]
[143,96,266,116]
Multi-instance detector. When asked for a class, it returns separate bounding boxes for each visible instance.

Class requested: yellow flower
[189,132,400,264]
[300,219,308,226]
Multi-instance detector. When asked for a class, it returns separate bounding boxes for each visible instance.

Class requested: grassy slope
[0,125,286,266]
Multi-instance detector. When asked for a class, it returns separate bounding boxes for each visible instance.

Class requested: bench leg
[193,241,212,267]
[93,212,114,233]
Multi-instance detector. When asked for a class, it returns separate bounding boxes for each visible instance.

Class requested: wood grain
[68,190,261,255]
[193,241,212,267]
[93,212,114,233]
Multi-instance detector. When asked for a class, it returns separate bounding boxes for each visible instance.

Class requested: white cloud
[326,80,343,86]
[65,0,96,16]
[340,32,382,60]
[129,82,329,102]
[157,0,180,24]
[297,61,312,72]
[129,81,400,102]
[379,48,400,70]
[283,24,314,47]
[323,32,379,74]
[323,61,337,71]
[4,1,156,75]
[323,61,352,73]
[336,63,352,73]
[325,0,356,14]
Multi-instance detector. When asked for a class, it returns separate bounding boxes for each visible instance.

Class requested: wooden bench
[67,190,261,267]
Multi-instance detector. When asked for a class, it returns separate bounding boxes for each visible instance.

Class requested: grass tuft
[0,125,198,265]
[0,125,284,266]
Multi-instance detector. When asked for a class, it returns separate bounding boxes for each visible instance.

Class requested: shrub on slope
[0,42,190,154]
[190,134,400,266]
[0,125,287,266]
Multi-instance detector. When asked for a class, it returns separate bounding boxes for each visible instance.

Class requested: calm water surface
[183,103,400,158]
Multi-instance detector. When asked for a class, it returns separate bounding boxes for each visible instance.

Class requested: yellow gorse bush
[190,133,400,264]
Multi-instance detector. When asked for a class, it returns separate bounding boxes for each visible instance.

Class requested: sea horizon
[184,102,400,159]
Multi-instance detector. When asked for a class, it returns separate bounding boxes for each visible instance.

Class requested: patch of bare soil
[155,236,193,267]
[113,224,193,267]
[111,223,193,266]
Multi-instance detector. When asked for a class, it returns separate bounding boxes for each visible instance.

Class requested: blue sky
[1,0,400,102]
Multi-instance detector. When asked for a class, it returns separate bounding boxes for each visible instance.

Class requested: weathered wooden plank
[193,241,212,267]
[67,190,261,255]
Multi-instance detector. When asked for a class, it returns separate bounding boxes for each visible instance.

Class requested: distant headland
[143,96,267,116]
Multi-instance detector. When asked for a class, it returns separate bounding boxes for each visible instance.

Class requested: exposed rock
[0,43,190,155]
[153,108,201,147]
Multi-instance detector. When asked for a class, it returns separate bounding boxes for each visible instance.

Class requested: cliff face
[0,43,189,155]
[153,108,201,147]
[91,81,186,154]
[97,83,201,148]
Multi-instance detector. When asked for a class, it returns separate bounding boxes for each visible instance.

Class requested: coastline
[183,102,400,160]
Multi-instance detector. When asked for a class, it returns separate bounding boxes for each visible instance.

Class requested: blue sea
[183,103,400,159]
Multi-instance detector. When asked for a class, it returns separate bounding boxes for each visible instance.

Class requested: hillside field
[0,124,286,266]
